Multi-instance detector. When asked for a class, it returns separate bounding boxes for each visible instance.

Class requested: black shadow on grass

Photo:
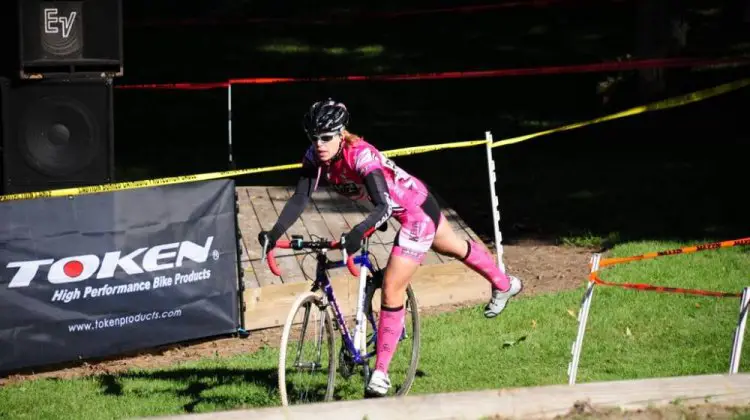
[101,367,280,412]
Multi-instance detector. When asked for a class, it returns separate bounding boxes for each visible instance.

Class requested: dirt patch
[502,240,593,295]
[0,241,593,386]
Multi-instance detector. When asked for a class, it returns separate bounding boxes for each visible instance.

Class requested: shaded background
[112,0,750,246]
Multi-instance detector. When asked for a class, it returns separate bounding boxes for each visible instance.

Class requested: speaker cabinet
[1,0,123,79]
[0,77,115,195]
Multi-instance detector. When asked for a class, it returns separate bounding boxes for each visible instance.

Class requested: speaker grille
[1,77,114,194]
[19,92,100,176]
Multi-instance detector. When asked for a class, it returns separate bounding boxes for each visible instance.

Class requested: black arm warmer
[353,169,393,235]
[268,167,316,241]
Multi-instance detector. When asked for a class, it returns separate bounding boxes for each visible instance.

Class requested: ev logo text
[44,8,77,39]
[4,237,217,288]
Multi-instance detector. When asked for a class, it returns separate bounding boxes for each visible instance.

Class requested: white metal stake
[484,131,505,273]
[729,286,750,374]
[227,83,234,169]
[568,253,601,385]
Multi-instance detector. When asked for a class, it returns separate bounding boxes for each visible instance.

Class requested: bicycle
[263,225,420,406]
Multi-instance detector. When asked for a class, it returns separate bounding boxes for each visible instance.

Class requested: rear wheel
[364,269,421,396]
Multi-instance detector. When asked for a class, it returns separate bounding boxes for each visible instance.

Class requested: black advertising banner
[0,179,240,372]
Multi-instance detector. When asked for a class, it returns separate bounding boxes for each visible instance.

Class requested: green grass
[1,239,749,419]
[559,231,622,249]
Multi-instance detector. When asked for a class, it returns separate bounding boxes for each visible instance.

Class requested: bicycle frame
[265,230,381,366]
[315,238,376,365]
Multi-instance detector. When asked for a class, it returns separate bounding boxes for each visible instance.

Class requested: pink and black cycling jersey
[268,138,445,263]
[302,138,430,217]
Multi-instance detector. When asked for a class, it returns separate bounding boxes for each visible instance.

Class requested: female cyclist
[258,98,522,397]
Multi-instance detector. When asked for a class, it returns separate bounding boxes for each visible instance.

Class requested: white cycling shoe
[365,369,391,397]
[484,275,523,318]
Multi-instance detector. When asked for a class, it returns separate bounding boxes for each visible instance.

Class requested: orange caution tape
[589,272,743,298]
[588,236,750,298]
[598,237,750,268]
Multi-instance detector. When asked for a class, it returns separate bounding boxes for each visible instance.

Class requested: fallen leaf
[567,309,577,319]
[626,327,632,337]
[531,319,538,329]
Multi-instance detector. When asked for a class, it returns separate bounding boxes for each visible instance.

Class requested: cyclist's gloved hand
[341,229,364,256]
[258,230,277,252]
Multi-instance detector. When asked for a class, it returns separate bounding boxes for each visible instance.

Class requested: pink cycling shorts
[391,192,445,263]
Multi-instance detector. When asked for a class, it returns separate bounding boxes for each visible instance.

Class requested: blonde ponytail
[342,129,362,145]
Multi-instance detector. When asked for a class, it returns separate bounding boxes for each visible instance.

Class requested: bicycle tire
[364,270,421,396]
[278,291,336,406]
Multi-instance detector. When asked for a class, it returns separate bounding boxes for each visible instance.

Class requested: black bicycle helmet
[303,98,350,140]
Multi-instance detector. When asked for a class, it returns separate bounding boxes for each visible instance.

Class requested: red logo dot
[63,260,84,278]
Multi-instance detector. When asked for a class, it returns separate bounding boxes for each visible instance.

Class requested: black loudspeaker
[0,77,115,195]
[0,0,123,79]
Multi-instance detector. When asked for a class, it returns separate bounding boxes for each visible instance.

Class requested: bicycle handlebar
[265,226,378,278]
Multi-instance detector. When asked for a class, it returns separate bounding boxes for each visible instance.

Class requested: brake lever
[261,239,269,264]
[340,234,348,262]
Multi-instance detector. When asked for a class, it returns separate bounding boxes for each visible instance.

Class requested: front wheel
[278,291,336,406]
[364,269,421,396]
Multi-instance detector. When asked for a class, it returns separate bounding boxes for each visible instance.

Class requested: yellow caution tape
[382,139,487,158]
[0,163,303,202]
[1,78,747,202]
[491,77,750,149]
[0,141,487,202]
